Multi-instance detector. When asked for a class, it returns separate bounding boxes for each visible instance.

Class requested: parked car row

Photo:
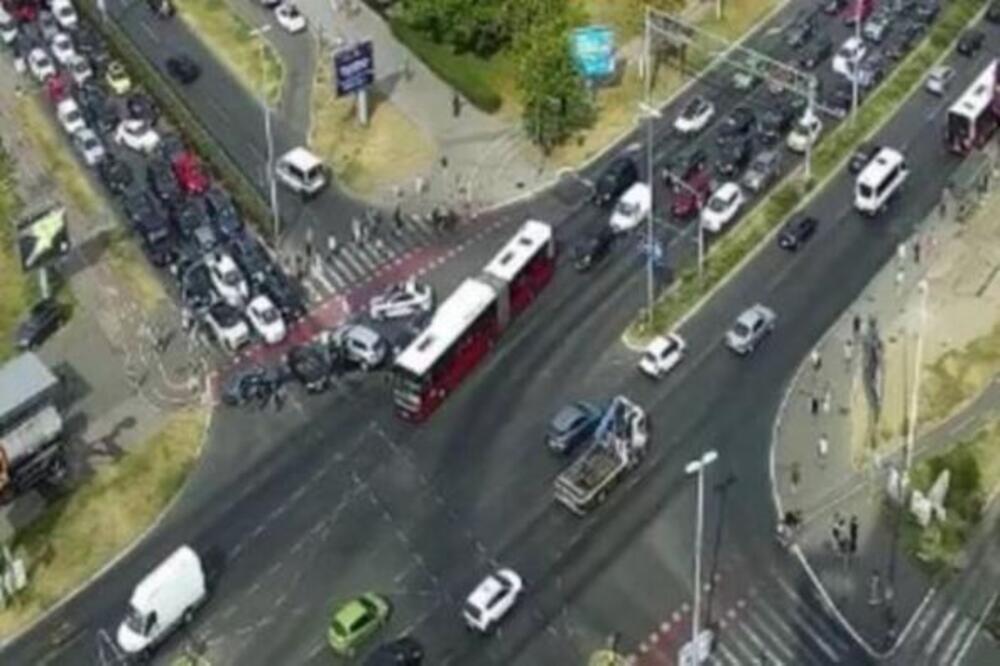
[0,1,307,354]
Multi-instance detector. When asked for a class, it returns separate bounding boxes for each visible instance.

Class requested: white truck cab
[275,147,327,198]
[117,545,207,656]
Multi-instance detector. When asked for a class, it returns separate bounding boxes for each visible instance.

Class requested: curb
[0,407,216,651]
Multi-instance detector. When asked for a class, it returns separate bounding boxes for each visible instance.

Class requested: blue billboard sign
[570,26,616,80]
[334,40,375,97]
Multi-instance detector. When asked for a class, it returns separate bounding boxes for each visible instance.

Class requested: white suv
[275,147,327,198]
[463,569,523,633]
[205,252,249,308]
[204,302,250,352]
[56,98,87,135]
[832,37,866,78]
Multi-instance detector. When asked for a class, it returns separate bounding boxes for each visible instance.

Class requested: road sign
[17,207,70,272]
[571,26,616,80]
[333,40,374,97]
[678,629,714,666]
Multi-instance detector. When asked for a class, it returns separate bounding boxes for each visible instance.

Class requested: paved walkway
[771,155,1000,655]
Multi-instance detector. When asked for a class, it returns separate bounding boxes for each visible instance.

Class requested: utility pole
[805,79,816,184]
[851,9,861,124]
[682,450,719,666]
[250,25,281,247]
[903,280,929,480]
[638,102,662,328]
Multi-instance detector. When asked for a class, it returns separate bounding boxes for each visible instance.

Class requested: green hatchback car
[328,593,390,656]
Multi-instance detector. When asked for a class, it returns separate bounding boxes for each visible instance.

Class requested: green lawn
[0,409,207,639]
[0,142,32,364]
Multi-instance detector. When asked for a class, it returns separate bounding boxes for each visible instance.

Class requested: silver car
[741,150,780,193]
[725,304,776,355]
[924,65,954,96]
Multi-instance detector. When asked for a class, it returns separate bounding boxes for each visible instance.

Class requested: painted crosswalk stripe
[771,576,850,652]
[925,608,958,657]
[938,616,973,665]
[723,627,765,664]
[330,255,358,282]
[715,642,741,666]
[321,262,348,289]
[341,248,370,275]
[745,613,795,661]
[302,280,323,303]
[310,263,336,294]
[736,621,784,665]
[753,598,831,664]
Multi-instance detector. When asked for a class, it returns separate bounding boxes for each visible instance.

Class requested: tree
[399,0,508,56]
[515,15,593,151]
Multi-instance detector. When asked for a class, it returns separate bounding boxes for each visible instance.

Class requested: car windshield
[615,200,638,216]
[708,195,730,212]
[331,619,347,637]
[464,602,482,619]
[256,305,278,323]
[733,322,751,338]
[221,268,240,286]
[683,99,703,117]
[124,604,146,635]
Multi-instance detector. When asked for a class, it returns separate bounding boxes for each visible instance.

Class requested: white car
[673,96,715,134]
[331,324,388,369]
[786,112,823,153]
[52,0,78,30]
[638,333,686,379]
[463,569,523,633]
[50,32,76,66]
[246,295,287,345]
[72,128,106,166]
[56,98,87,135]
[274,2,306,33]
[368,280,434,320]
[205,252,249,308]
[66,54,92,85]
[832,36,866,78]
[609,182,651,233]
[700,182,745,233]
[28,48,57,82]
[113,119,161,153]
[204,302,250,352]
[925,65,955,96]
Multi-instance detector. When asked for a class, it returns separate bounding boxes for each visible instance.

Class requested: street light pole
[904,279,929,477]
[250,25,281,247]
[805,81,816,184]
[684,449,719,665]
[638,102,662,328]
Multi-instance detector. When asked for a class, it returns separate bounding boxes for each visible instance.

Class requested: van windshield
[124,604,147,635]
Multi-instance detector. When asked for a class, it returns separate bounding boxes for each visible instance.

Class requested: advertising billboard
[571,26,616,80]
[17,207,70,272]
[334,40,375,97]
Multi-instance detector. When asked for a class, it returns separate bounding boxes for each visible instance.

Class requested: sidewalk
[771,152,1000,654]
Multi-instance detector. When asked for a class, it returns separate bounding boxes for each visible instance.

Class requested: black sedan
[717,106,756,142]
[573,228,615,272]
[126,92,160,124]
[16,299,66,350]
[98,155,133,196]
[147,158,182,207]
[798,34,833,69]
[166,55,201,84]
[778,216,818,251]
[716,137,753,177]
[758,104,797,144]
[286,344,333,393]
[956,30,984,57]
[204,187,242,238]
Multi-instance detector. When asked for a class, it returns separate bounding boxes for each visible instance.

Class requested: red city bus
[946,59,1000,155]
[393,220,555,422]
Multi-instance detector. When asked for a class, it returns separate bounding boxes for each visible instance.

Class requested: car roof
[280,146,322,170]
[334,598,369,626]
[468,574,506,608]
[345,324,380,345]
[646,335,678,355]
[715,182,739,197]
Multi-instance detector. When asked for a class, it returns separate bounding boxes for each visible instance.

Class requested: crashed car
[221,366,282,407]
[285,343,333,392]
[368,280,434,320]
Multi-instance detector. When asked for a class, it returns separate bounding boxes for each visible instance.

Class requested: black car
[220,366,280,407]
[956,30,984,57]
[77,83,119,134]
[98,155,133,196]
[204,187,242,237]
[166,55,201,84]
[822,0,848,14]
[885,22,923,61]
[157,132,188,164]
[147,158,182,206]
[262,273,307,321]
[784,11,816,48]
[988,0,1000,23]
[364,637,424,666]
[716,136,753,177]
[142,232,178,268]
[174,198,211,238]
[286,344,332,393]
[848,143,882,173]
[825,82,856,119]
[178,259,215,309]
[546,401,602,454]
[126,92,160,124]
[663,148,708,185]
[573,228,615,272]
[911,0,939,24]
[230,234,274,286]
[16,299,65,350]
[777,216,818,251]
[799,34,833,69]
[857,53,886,90]
[122,190,161,228]
[717,106,755,143]
[758,104,797,143]
[593,157,639,206]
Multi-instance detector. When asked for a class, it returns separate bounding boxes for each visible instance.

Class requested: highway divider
[625,0,990,346]
[76,1,274,243]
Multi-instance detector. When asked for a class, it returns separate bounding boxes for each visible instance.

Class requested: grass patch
[0,409,207,638]
[902,421,1000,574]
[105,229,168,313]
[696,0,779,42]
[626,0,988,344]
[0,142,33,364]
[388,18,508,113]
[174,0,283,105]
[922,320,1000,425]
[308,52,436,195]
[14,96,102,218]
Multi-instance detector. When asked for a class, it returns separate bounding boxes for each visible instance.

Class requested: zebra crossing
[891,584,999,666]
[298,215,445,303]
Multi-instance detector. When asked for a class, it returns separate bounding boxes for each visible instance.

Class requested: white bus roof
[481,220,552,283]
[395,278,497,377]
[130,546,201,613]
[948,59,997,121]
[857,147,905,187]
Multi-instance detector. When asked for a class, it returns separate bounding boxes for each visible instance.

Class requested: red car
[671,170,713,220]
[842,0,874,25]
[171,151,209,195]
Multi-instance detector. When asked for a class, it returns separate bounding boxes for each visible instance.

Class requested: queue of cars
[1,0,309,355]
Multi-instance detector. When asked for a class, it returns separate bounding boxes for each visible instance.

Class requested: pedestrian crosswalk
[298,215,445,302]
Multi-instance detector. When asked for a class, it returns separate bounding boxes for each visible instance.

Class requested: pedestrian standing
[895,266,905,293]
[896,242,906,266]
[913,238,921,264]
[852,314,862,338]
[351,217,361,245]
[305,226,314,259]
[401,55,412,81]
[843,338,854,368]
[810,395,820,416]
[393,203,403,234]
[274,384,287,411]
[822,385,832,414]
[849,515,859,554]
[452,90,462,118]
[790,462,801,493]
[817,433,829,465]
[811,348,822,372]
[326,234,338,262]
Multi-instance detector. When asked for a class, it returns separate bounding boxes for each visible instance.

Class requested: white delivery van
[275,147,327,198]
[117,545,207,656]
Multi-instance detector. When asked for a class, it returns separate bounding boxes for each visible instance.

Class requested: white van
[854,147,908,216]
[117,546,207,656]
[275,147,327,198]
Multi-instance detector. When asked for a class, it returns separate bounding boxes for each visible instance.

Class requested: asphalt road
[4,7,1000,666]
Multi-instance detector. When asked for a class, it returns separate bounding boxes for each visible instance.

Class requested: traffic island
[0,408,208,638]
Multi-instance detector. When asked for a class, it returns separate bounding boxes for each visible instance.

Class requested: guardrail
[76,1,275,245]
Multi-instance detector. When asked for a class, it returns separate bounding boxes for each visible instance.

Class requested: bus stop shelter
[945,149,995,222]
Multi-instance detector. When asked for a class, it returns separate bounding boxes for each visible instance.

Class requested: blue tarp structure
[570,26,616,80]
